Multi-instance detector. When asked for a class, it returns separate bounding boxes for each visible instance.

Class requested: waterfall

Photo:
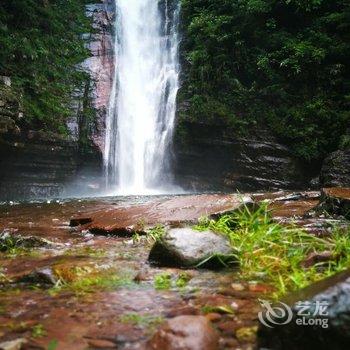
[104,0,180,195]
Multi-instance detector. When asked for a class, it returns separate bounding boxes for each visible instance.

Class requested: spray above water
[104,0,180,195]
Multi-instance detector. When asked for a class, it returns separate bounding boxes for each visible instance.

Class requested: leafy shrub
[180,0,350,161]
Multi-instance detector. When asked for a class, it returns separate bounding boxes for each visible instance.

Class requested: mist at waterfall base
[103,0,181,196]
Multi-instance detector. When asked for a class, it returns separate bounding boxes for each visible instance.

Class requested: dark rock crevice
[174,121,314,192]
[320,148,350,188]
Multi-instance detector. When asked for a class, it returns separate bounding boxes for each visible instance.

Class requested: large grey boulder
[258,269,350,350]
[148,227,237,269]
[0,338,27,350]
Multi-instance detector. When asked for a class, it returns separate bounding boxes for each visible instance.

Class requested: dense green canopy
[180,0,350,160]
[0,0,90,134]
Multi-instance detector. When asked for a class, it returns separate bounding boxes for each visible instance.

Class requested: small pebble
[88,339,116,349]
[231,283,245,291]
[205,312,222,322]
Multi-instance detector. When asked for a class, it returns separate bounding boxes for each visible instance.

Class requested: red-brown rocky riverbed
[0,192,345,350]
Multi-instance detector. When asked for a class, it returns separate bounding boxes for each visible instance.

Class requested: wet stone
[70,217,93,227]
[302,251,336,268]
[148,227,237,269]
[17,266,58,286]
[218,320,237,333]
[148,315,219,350]
[231,283,245,291]
[205,312,222,322]
[274,192,320,202]
[258,269,350,350]
[0,231,54,251]
[165,306,199,318]
[87,339,117,349]
[0,338,27,350]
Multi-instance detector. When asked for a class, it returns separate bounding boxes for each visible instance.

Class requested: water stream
[104,0,180,195]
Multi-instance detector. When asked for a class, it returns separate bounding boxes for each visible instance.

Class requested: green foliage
[49,268,136,296]
[47,340,58,350]
[0,266,9,283]
[146,225,166,242]
[340,133,350,149]
[175,272,191,288]
[0,235,38,258]
[154,272,192,290]
[0,235,20,253]
[31,324,47,338]
[201,304,235,314]
[180,0,350,160]
[154,272,172,290]
[133,225,166,245]
[0,0,92,134]
[195,252,238,268]
[197,202,350,298]
[119,313,164,328]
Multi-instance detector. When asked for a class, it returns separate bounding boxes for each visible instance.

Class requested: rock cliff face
[174,121,312,191]
[320,148,350,188]
[80,0,114,152]
[0,141,78,201]
[0,1,114,200]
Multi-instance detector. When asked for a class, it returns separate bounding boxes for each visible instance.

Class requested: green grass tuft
[49,269,136,296]
[196,202,350,298]
[0,235,41,258]
[201,304,235,315]
[154,272,192,290]
[132,225,165,245]
[175,272,192,288]
[146,225,166,243]
[154,272,172,290]
[31,324,47,338]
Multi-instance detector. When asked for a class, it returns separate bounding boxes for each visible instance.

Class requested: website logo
[258,300,293,328]
[258,299,329,329]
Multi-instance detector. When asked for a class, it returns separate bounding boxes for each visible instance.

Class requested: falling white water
[104,0,180,195]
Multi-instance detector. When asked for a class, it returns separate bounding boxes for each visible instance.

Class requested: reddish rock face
[252,191,320,218]
[322,187,350,199]
[148,316,219,350]
[70,193,252,235]
[83,2,115,152]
